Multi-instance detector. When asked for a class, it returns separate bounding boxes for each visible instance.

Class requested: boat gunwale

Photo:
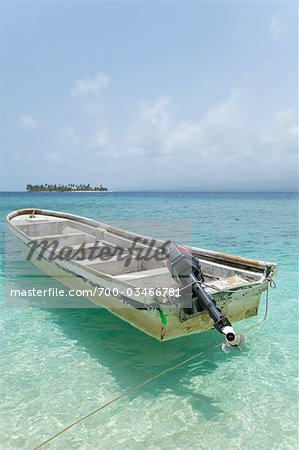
[6,208,277,276]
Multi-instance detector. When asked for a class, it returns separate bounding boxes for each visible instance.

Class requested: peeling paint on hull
[22,248,267,341]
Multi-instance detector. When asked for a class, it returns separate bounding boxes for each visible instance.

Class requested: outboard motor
[163,241,246,352]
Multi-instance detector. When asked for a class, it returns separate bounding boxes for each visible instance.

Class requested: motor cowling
[163,240,203,285]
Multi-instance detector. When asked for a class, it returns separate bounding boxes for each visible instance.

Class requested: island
[26,184,108,192]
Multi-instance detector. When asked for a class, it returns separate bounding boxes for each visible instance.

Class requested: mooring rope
[32,281,273,450]
[243,280,270,333]
[32,343,221,450]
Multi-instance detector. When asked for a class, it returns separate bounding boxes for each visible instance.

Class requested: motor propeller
[221,332,248,353]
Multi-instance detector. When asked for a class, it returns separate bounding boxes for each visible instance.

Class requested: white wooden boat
[7,208,277,343]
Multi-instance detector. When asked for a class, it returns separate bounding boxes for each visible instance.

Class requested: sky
[0,0,298,191]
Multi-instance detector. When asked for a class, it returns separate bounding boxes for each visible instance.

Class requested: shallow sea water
[0,192,298,449]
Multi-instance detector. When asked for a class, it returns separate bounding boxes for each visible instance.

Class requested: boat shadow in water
[47,306,248,421]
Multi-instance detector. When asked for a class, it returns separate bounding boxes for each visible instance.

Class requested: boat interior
[10,213,263,293]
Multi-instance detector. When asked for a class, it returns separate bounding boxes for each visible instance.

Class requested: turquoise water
[0,192,298,449]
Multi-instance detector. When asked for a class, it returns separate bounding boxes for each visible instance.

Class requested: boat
[6,208,277,347]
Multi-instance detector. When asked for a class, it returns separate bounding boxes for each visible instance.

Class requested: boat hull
[6,208,275,341]
[24,244,266,341]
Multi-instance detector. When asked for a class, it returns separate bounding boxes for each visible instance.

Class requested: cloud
[44,151,62,164]
[17,114,38,130]
[127,96,174,156]
[260,110,298,152]
[59,126,82,147]
[71,72,110,98]
[269,15,284,41]
[127,89,245,159]
[14,88,297,191]
[89,127,110,149]
[119,90,297,189]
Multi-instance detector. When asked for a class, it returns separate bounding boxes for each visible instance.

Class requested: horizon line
[0,190,298,194]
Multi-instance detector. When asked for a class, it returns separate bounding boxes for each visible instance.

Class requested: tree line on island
[26,184,108,192]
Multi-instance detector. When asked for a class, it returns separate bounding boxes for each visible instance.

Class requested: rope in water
[32,343,221,450]
[32,281,273,450]
[243,280,270,333]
